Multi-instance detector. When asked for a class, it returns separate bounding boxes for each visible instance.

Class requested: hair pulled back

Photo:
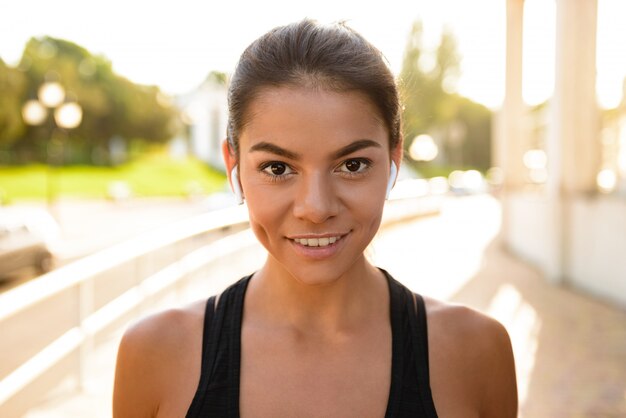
[227,19,402,157]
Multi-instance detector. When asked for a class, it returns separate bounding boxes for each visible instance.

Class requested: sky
[1,0,625,109]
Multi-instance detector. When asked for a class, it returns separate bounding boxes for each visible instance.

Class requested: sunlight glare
[596,169,617,193]
[409,134,439,162]
[0,0,624,109]
[487,284,541,407]
[523,149,547,170]
[597,0,626,109]
[522,0,555,106]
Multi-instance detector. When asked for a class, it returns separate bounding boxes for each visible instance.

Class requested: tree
[0,59,27,146]
[399,21,436,139]
[400,23,461,139]
[205,70,227,86]
[10,36,179,164]
[399,21,492,173]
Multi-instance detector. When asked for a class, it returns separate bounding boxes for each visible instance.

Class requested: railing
[0,205,254,417]
[0,188,442,417]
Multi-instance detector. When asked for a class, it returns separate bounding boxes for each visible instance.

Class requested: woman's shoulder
[113,299,208,417]
[423,296,518,417]
[423,295,515,368]
[423,296,510,345]
[118,274,251,351]
[119,299,207,354]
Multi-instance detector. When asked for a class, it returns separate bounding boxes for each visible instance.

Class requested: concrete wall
[567,196,626,306]
[505,193,552,273]
[505,193,626,307]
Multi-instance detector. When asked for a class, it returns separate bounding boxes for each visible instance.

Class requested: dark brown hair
[227,19,402,157]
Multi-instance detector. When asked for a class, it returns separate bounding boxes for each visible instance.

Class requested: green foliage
[2,36,181,165]
[399,21,492,172]
[399,22,460,138]
[0,153,226,200]
[205,70,227,86]
[0,60,28,144]
[413,162,483,179]
[453,96,492,169]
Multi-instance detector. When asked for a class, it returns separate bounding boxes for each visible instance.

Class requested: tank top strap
[186,275,252,418]
[406,289,438,418]
[202,295,218,377]
[226,275,250,417]
[383,270,407,418]
[186,295,217,417]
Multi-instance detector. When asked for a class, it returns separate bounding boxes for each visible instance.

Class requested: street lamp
[21,81,83,211]
[38,82,65,108]
[21,100,48,126]
[54,102,83,129]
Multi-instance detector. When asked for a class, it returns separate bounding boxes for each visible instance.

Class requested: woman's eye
[345,160,362,172]
[339,159,371,174]
[262,162,292,177]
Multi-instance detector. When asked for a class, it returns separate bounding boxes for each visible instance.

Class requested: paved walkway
[23,195,626,417]
[372,196,626,417]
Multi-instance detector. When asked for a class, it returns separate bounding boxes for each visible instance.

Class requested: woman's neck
[244,256,389,336]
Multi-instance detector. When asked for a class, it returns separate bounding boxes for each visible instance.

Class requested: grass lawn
[0,153,227,201]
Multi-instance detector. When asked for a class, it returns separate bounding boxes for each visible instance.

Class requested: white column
[545,0,599,282]
[498,0,526,190]
[548,0,600,194]
[498,0,526,247]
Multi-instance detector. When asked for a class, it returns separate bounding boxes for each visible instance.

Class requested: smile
[292,236,341,247]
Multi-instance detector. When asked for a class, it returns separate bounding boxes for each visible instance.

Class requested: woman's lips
[291,236,340,247]
[288,233,348,259]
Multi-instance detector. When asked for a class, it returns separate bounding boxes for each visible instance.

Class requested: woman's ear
[221,139,237,173]
[391,142,403,171]
[222,140,244,204]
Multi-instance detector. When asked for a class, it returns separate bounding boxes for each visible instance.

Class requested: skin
[113,86,518,417]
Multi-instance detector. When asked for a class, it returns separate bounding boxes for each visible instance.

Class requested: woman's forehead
[249,85,381,115]
[239,86,390,154]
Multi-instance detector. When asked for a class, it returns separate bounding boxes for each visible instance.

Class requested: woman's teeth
[294,237,339,247]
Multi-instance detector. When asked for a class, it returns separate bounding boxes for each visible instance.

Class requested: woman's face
[226,86,400,285]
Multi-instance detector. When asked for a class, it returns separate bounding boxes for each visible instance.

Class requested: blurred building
[496,0,626,307]
[175,74,228,171]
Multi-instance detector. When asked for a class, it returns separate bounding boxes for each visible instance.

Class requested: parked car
[0,210,58,280]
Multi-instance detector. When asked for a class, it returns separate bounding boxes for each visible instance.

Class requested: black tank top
[186,270,438,417]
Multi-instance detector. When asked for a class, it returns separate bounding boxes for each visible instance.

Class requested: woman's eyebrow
[248,139,382,160]
[249,142,300,159]
[333,139,382,159]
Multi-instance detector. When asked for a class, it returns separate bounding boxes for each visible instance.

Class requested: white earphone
[230,165,244,205]
[385,161,398,200]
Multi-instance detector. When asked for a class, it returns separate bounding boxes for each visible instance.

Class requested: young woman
[113,19,517,417]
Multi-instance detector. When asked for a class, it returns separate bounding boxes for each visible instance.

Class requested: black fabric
[186,271,438,417]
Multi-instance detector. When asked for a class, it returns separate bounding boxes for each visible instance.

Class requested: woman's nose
[292,173,339,223]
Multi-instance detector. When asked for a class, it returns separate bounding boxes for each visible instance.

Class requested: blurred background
[0,0,625,417]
